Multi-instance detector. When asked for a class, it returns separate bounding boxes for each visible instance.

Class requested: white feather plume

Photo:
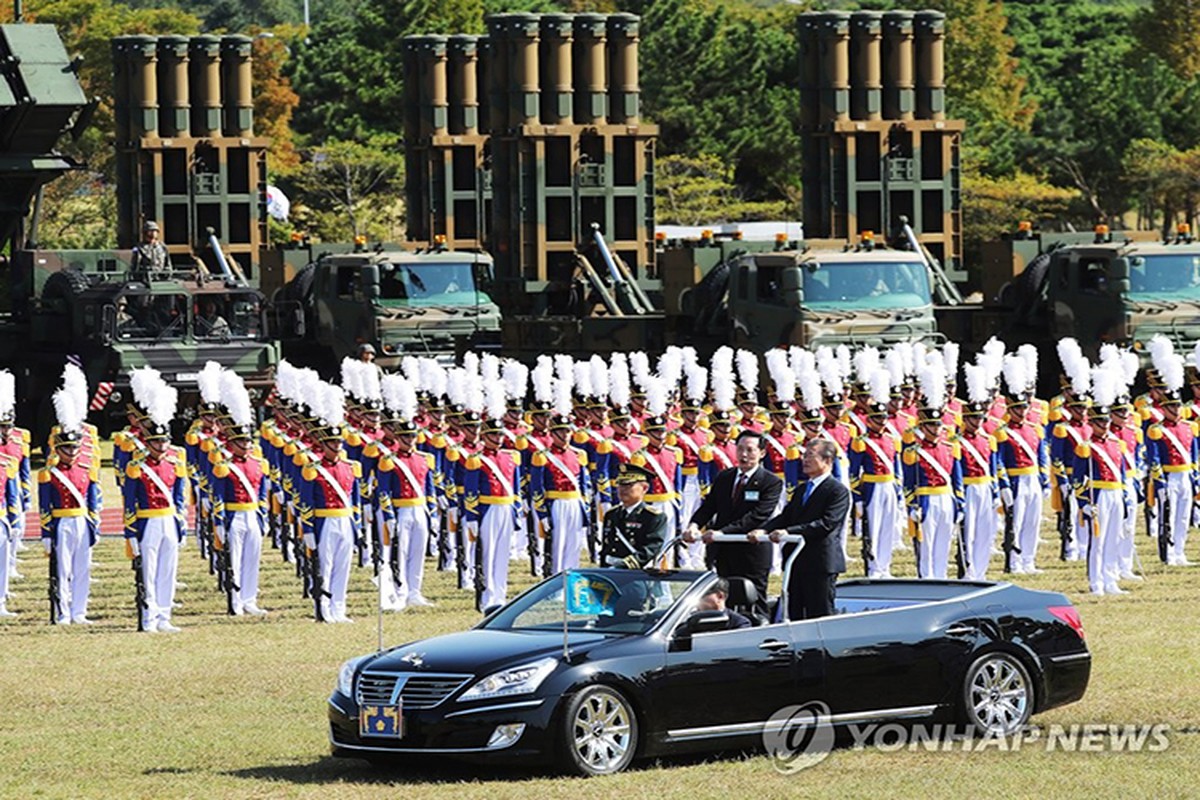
[401,356,421,385]
[445,368,466,408]
[854,346,880,385]
[964,363,990,405]
[395,377,418,422]
[982,337,1006,364]
[611,359,632,409]
[485,381,507,421]
[711,347,734,383]
[462,351,479,378]
[149,383,177,428]
[685,362,707,404]
[894,341,914,377]
[918,359,945,409]
[53,388,84,434]
[480,354,501,387]
[1057,338,1083,377]
[789,346,815,379]
[645,376,668,418]
[221,372,253,428]
[942,343,960,381]
[532,357,555,405]
[1091,364,1118,409]
[1163,353,1185,393]
[736,349,759,393]
[129,366,163,411]
[423,359,447,399]
[765,350,795,403]
[869,368,890,406]
[464,372,485,413]
[818,358,844,398]
[198,361,224,405]
[553,377,573,418]
[0,371,13,416]
[323,384,346,426]
[885,348,905,388]
[381,374,404,415]
[712,373,736,412]
[629,351,651,390]
[589,355,610,399]
[835,345,852,378]
[799,368,823,412]
[61,364,89,408]
[555,354,576,386]
[1120,351,1139,388]
[1193,340,1200,374]
[1070,357,1091,396]
[573,360,593,399]
[340,357,360,400]
[503,360,528,403]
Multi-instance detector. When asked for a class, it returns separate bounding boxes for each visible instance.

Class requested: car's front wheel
[961,651,1034,736]
[559,684,639,776]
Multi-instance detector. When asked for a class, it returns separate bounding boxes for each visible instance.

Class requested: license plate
[175,372,199,382]
[359,703,403,738]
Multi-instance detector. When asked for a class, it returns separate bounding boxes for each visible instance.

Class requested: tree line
[14,0,1200,264]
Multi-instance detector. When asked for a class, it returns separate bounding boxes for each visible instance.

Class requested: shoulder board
[987,435,997,451]
[1075,442,1091,458]
[1119,440,1129,454]
[430,433,446,448]
[786,445,802,459]
[850,437,865,453]
[951,442,961,457]
[301,465,317,482]
[213,462,231,479]
[1147,425,1163,441]
[571,430,589,445]
[596,440,613,455]
[446,447,461,463]
[665,432,678,446]
[423,452,436,469]
[378,456,395,472]
[465,454,481,470]
[364,443,380,458]
[37,469,50,484]
[125,463,142,480]
[1053,424,1067,438]
[643,505,663,515]
[1134,428,1144,444]
[350,461,362,478]
[902,431,916,445]
[902,449,917,466]
[515,435,529,451]
[345,431,363,447]
[699,447,713,463]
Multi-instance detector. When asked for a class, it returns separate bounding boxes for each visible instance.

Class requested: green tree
[286,135,406,241]
[655,153,788,225]
[1133,0,1200,80]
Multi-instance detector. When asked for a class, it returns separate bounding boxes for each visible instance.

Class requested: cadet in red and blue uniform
[849,405,903,579]
[699,410,738,497]
[902,406,964,580]
[124,423,188,633]
[185,403,222,556]
[376,414,437,608]
[1073,402,1130,595]
[530,414,591,575]
[630,415,683,550]
[0,444,20,618]
[995,392,1050,574]
[669,401,709,569]
[0,411,31,580]
[1110,396,1145,580]
[955,402,1000,580]
[210,424,270,616]
[299,423,362,623]
[1145,392,1198,566]
[762,398,803,505]
[462,418,521,611]
[444,412,482,587]
[39,429,102,624]
[599,408,646,509]
[1049,397,1091,561]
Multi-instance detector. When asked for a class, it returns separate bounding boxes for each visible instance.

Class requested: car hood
[363,629,614,676]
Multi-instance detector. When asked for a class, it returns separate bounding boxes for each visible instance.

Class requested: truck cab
[725,246,939,350]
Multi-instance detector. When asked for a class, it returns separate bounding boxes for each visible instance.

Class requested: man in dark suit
[684,431,783,616]
[754,439,849,621]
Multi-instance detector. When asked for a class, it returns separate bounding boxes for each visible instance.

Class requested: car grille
[355,671,472,709]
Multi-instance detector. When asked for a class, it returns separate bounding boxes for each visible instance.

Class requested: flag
[564,571,619,617]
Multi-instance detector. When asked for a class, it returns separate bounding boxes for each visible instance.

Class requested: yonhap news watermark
[764,702,1172,774]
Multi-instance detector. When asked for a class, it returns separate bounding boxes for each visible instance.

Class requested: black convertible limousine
[328,541,1090,776]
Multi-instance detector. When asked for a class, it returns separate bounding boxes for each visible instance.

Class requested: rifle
[133,552,147,632]
[388,519,404,594]
[309,542,328,622]
[1002,498,1019,573]
[437,505,454,573]
[217,531,238,615]
[455,511,468,590]
[526,505,540,577]
[586,496,600,565]
[1158,491,1172,564]
[357,502,372,569]
[473,522,486,612]
[858,502,871,578]
[1056,506,1070,562]
[541,512,555,578]
[955,506,969,580]
[48,537,61,625]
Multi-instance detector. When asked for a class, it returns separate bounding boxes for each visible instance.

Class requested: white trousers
[1163,472,1192,562]
[1119,481,1138,575]
[916,494,955,580]
[392,507,429,604]
[140,516,179,628]
[548,500,586,575]
[1086,488,1124,593]
[864,485,900,578]
[1012,474,1043,571]
[680,475,705,569]
[227,511,263,612]
[963,483,999,581]
[317,516,354,620]
[54,517,92,620]
[0,521,11,603]
[478,507,514,610]
[6,504,23,576]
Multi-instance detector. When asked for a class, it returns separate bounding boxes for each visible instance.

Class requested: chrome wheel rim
[969,656,1029,735]
[571,689,633,772]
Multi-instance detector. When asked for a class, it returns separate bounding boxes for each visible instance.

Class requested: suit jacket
[765,473,850,575]
[690,465,783,611]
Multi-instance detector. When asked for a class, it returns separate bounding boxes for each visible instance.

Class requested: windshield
[195,292,263,340]
[480,570,701,636]
[1127,253,1200,300]
[802,260,932,310]
[116,294,188,341]
[378,261,479,307]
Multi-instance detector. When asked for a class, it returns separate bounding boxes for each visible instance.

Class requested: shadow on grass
[221,750,760,785]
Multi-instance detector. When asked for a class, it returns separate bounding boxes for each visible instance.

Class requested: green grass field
[1,462,1197,799]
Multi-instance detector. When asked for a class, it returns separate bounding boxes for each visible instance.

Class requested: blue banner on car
[565,571,619,616]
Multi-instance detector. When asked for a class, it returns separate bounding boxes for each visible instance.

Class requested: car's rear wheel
[961,651,1033,736]
[560,685,639,776]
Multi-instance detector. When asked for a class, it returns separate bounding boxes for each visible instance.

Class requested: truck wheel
[42,269,90,311]
[285,262,317,302]
[1014,252,1050,303]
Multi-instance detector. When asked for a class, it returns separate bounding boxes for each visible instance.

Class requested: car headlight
[337,656,371,698]
[459,657,558,702]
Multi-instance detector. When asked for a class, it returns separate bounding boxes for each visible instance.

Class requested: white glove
[42,538,52,554]
[303,533,316,550]
[214,526,225,546]
[1080,505,1095,519]
[854,501,865,519]
[908,507,923,524]
[129,538,140,558]
[1000,488,1014,508]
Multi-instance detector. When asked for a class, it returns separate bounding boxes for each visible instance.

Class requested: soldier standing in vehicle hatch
[131,221,170,281]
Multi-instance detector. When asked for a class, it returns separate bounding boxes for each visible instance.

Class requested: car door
[817,601,978,718]
[654,620,819,739]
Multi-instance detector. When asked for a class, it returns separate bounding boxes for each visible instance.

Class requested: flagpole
[562,569,569,660]
[377,522,385,653]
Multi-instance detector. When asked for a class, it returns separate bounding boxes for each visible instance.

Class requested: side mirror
[681,609,731,635]
[100,304,115,345]
[782,266,803,307]
[361,265,380,300]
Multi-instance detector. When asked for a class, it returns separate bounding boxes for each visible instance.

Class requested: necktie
[733,472,746,503]
[802,481,815,505]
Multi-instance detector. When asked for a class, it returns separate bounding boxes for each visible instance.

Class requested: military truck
[0,25,281,435]
[263,242,501,373]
